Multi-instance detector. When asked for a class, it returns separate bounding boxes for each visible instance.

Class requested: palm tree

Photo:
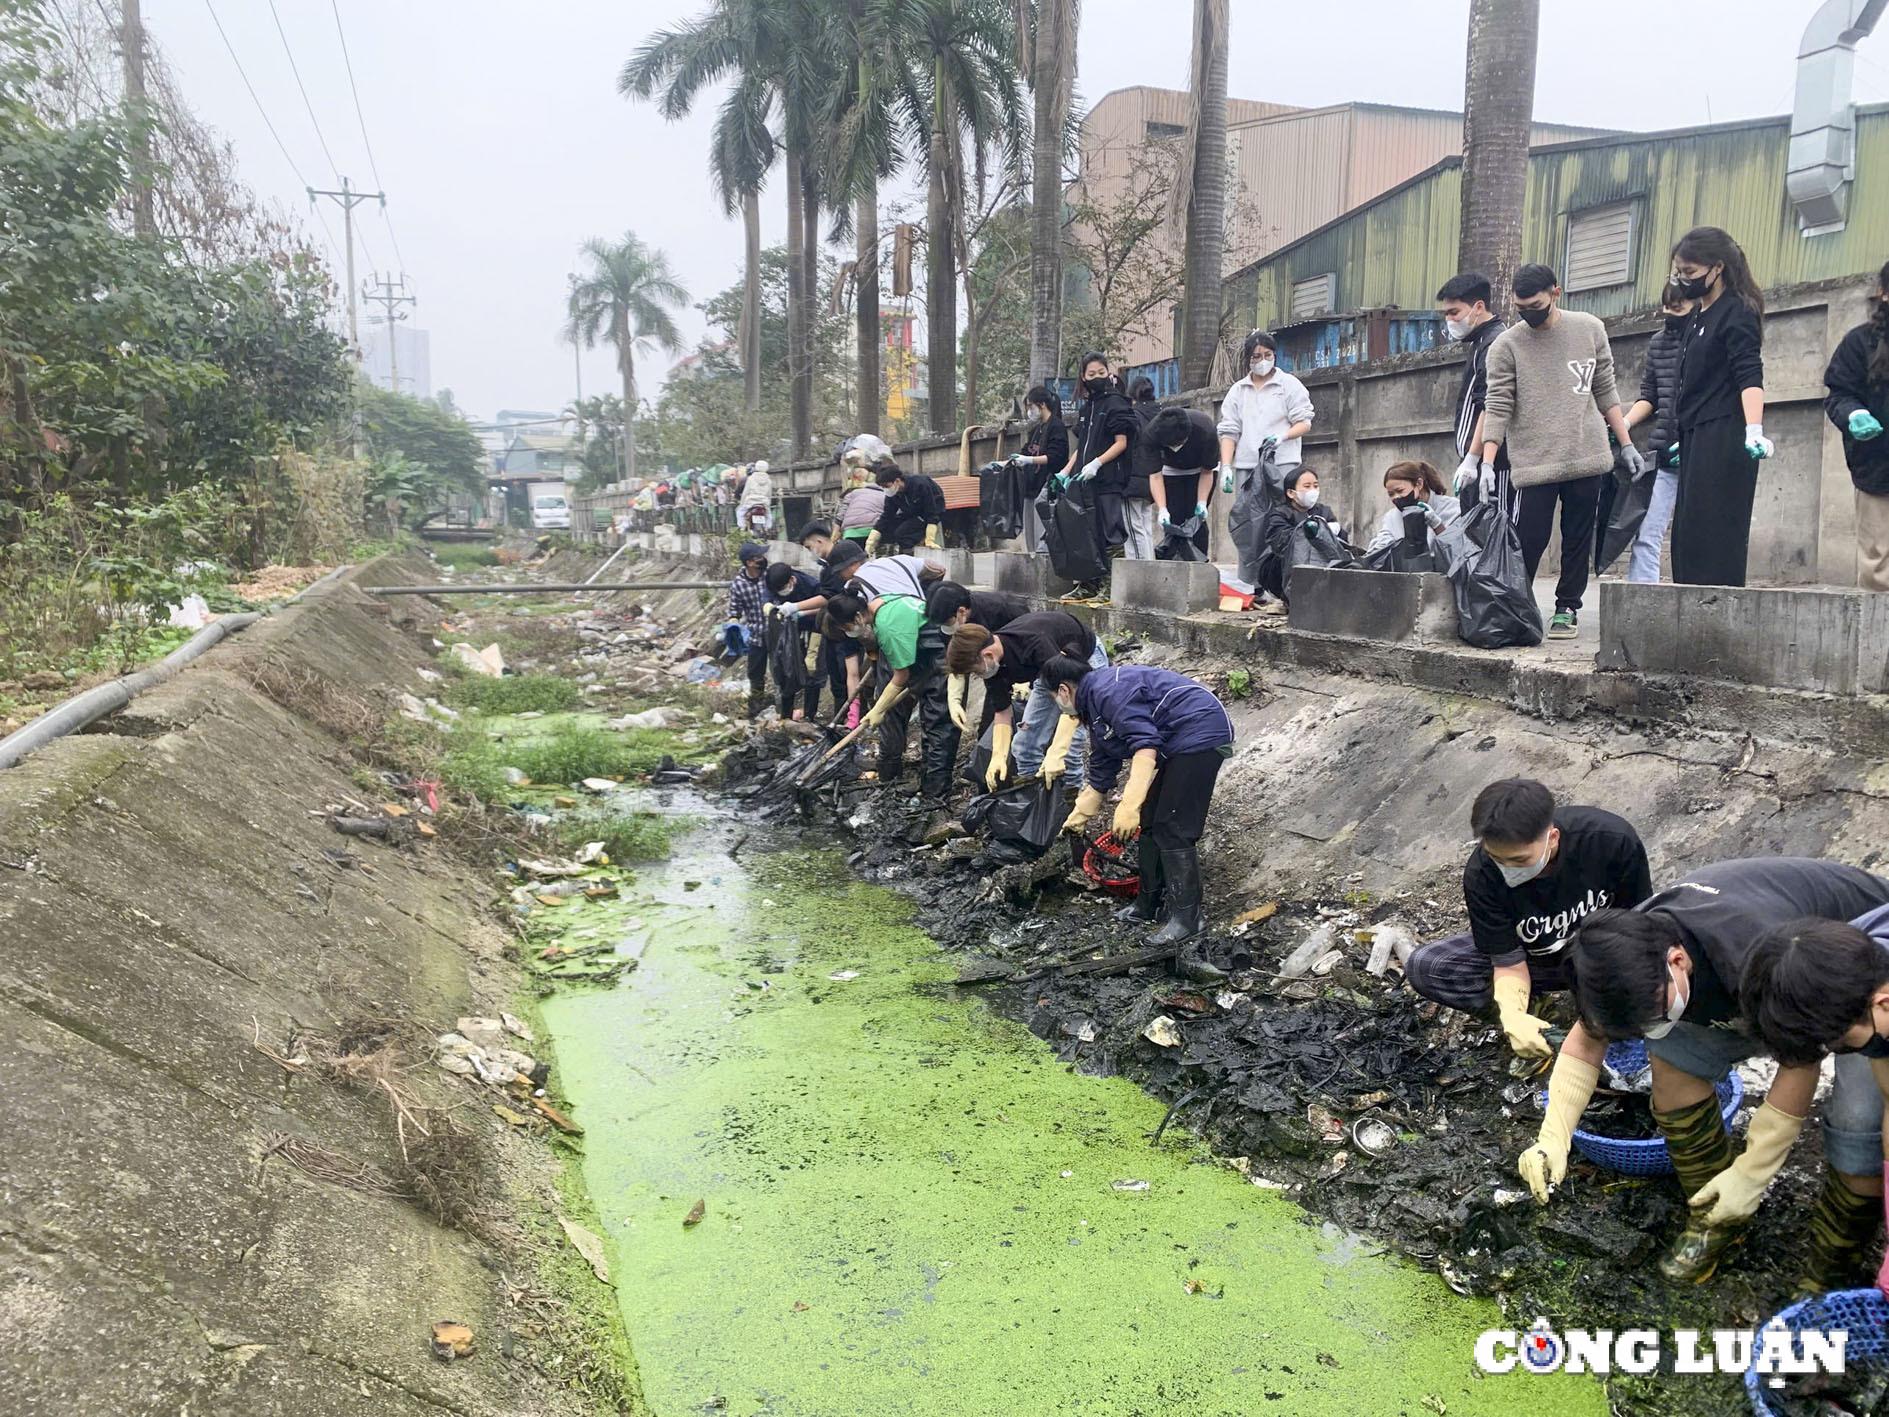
[566,233,688,483]
[1023,0,1077,388]
[1175,0,1228,390]
[1457,0,1539,316]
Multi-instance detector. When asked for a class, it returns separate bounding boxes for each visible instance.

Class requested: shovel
[792,686,903,790]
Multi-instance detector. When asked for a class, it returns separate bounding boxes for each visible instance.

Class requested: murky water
[542,820,1600,1416]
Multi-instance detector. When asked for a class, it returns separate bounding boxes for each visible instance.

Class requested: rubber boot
[1797,1166,1883,1296]
[1152,848,1223,984]
[1653,1092,1741,1283]
[1113,839,1162,924]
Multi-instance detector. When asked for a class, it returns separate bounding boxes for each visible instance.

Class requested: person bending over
[1365,459,1460,560]
[825,589,955,807]
[941,611,1106,793]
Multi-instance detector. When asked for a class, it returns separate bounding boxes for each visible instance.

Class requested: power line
[264,0,341,178]
[329,0,408,274]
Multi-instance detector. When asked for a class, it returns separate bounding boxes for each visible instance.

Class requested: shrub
[442,673,579,715]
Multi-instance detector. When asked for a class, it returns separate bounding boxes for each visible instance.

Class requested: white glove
[1219,462,1235,495]
[1157,509,1171,527]
[1478,461,1497,498]
[1453,452,1479,492]
[1078,458,1101,482]
[1006,454,1030,471]
[1744,424,1773,460]
[1618,443,1647,479]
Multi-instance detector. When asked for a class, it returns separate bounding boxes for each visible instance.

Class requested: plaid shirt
[727,571,766,637]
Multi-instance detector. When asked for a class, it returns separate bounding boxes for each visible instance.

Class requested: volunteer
[1218,330,1315,596]
[1821,257,1889,591]
[868,463,946,555]
[726,541,770,719]
[1051,659,1236,979]
[1009,386,1070,553]
[1056,351,1138,601]
[1363,459,1460,559]
[1741,905,1889,1292]
[1255,466,1343,604]
[1436,272,1506,507]
[1619,282,1695,583]
[924,581,1031,632]
[1522,857,1889,1284]
[762,561,825,721]
[1404,778,1651,1059]
[824,587,955,806]
[784,530,869,726]
[941,611,1106,791]
[1480,263,1643,639]
[1667,226,1769,587]
[736,459,774,535]
[1140,405,1218,559]
[1120,376,1162,560]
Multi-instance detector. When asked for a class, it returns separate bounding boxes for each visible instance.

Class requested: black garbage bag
[1597,457,1655,574]
[1434,501,1543,649]
[1287,517,1356,573]
[766,612,809,697]
[961,720,999,787]
[978,459,1026,541]
[1225,447,1284,586]
[1045,479,1108,584]
[1155,513,1209,562]
[961,778,1071,855]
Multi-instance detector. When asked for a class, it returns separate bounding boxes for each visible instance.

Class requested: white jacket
[1216,371,1315,467]
[1364,493,1461,553]
[737,468,772,509]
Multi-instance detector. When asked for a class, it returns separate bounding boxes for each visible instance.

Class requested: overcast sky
[140,0,1889,421]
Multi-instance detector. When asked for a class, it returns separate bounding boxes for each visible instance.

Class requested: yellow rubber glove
[1493,973,1554,1060]
[1111,750,1159,840]
[984,721,1014,791]
[947,674,971,731]
[1040,714,1079,789]
[1517,1053,1599,1202]
[862,681,904,729]
[1063,785,1105,835]
[923,523,942,550]
[803,632,821,673]
[865,529,882,557]
[1687,1102,1806,1225]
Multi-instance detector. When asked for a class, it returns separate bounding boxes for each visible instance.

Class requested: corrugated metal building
[1223,105,1889,366]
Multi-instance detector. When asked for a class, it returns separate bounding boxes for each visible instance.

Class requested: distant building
[883,314,922,426]
[362,325,432,399]
[1071,87,1606,367]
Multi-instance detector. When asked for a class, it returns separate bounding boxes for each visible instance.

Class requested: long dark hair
[1025,384,1062,422]
[1870,260,1889,387]
[1673,226,1764,316]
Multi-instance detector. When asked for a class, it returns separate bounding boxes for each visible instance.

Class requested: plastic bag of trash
[1597,463,1655,573]
[1433,501,1543,650]
[684,656,722,684]
[1155,513,1208,562]
[1045,480,1108,585]
[961,778,1070,854]
[978,459,1026,541]
[1225,446,1286,586]
[767,611,808,698]
[167,594,212,629]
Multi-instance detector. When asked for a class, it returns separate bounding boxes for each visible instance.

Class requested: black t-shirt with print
[1463,806,1652,965]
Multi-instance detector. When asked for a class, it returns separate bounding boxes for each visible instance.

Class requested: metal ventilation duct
[1788,0,1888,235]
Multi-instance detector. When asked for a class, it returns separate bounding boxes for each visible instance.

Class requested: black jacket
[1257,498,1342,598]
[1823,321,1889,496]
[1023,416,1070,500]
[1675,294,1765,431]
[875,472,946,537]
[1453,317,1506,458]
[1072,388,1139,495]
[1635,319,1686,464]
[1125,397,1162,499]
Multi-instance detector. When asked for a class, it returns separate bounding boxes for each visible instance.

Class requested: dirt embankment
[0,556,637,1417]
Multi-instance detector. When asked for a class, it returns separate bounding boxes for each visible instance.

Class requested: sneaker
[1059,584,1096,603]
[1547,610,1578,639]
[1658,1224,1745,1284]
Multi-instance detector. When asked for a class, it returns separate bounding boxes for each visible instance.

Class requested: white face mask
[1292,488,1319,510]
[1030,407,1048,423]
[1495,836,1552,888]
[1057,694,1078,719]
[1250,358,1274,379]
[975,659,999,681]
[1445,316,1471,341]
[1643,965,1689,1039]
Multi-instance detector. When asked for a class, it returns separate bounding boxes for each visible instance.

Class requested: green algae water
[541,822,1602,1416]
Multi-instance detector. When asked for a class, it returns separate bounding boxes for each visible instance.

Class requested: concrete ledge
[971,552,999,587]
[990,552,1073,599]
[1113,558,1220,614]
[1598,582,1889,694]
[932,548,975,585]
[1287,567,1459,644]
[766,539,820,572]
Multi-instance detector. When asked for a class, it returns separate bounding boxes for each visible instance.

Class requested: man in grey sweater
[1481,263,1646,638]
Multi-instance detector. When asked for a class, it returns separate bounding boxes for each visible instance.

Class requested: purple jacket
[1077,665,1234,791]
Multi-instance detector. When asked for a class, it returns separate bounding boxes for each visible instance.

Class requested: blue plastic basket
[1538,1040,1745,1177]
[1745,1287,1889,1415]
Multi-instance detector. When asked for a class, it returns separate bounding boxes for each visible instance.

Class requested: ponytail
[1674,226,1764,317]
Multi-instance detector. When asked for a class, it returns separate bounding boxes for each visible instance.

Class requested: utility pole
[308,177,385,358]
[121,0,154,239]
[361,272,415,392]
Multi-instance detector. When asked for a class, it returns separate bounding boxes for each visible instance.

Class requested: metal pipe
[0,564,352,771]
[363,581,720,595]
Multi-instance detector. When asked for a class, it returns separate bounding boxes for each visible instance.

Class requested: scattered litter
[533,1097,583,1135]
[504,767,532,786]
[1316,1150,1349,1180]
[611,707,680,730]
[1141,1015,1182,1048]
[415,667,443,683]
[683,1198,706,1227]
[1111,1179,1150,1192]
[1182,1278,1224,1298]
[429,1320,475,1361]
[1306,1104,1346,1143]
[581,778,617,794]
[553,795,578,808]
[1278,924,1335,979]
[493,1104,530,1127]
[559,1218,610,1283]
[448,642,505,677]
[574,841,609,864]
[1310,948,1345,976]
[1360,921,1417,978]
[167,593,213,629]
[1230,900,1279,934]
[1350,1116,1398,1157]
[827,970,860,982]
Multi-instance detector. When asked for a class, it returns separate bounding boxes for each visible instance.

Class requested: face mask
[1249,358,1275,378]
[1057,696,1079,719]
[1663,312,1690,333]
[1643,966,1689,1039]
[1292,488,1319,510]
[846,625,866,639]
[1445,316,1471,341]
[1494,837,1551,887]
[1674,271,1713,301]
[975,660,999,681]
[1516,304,1551,329]
[1030,407,1048,424]
[1085,376,1111,396]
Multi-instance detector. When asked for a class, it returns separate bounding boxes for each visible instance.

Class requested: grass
[560,810,683,863]
[430,543,501,571]
[441,671,581,715]
[437,719,690,801]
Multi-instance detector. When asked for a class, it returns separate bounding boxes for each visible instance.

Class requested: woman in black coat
[1014,385,1069,553]
[1668,226,1769,586]
[1058,351,1138,599]
[1257,465,1344,603]
[1823,258,1889,591]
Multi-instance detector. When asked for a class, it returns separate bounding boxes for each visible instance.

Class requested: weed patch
[443,672,581,715]
[429,543,500,572]
[561,810,683,863]
[438,721,689,800]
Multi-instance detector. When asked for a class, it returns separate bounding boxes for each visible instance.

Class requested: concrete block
[685,533,704,558]
[766,539,819,571]
[1112,558,1219,614]
[932,548,975,585]
[989,552,1072,599]
[1600,581,1871,693]
[1286,567,1458,644]
[971,552,999,588]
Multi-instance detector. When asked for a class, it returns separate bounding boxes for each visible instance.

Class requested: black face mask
[1674,272,1713,301]
[1084,376,1111,397]
[1516,304,1551,328]
[1663,312,1691,333]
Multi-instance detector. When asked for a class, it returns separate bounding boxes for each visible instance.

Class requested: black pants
[775,635,823,719]
[823,635,856,717]
[1671,415,1757,587]
[1141,748,1225,851]
[745,642,768,697]
[874,659,960,800]
[883,516,925,552]
[1511,473,1603,612]
[1095,489,1126,553]
[1404,934,1573,1014]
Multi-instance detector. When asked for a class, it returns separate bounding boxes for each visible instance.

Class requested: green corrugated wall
[1229,108,1889,332]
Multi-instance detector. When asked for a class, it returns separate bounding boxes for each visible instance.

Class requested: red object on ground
[413,779,441,813]
[1083,831,1141,898]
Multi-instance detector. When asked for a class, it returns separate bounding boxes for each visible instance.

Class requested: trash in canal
[429,1320,475,1361]
[683,1198,706,1227]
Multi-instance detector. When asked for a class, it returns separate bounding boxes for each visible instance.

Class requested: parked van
[531,493,570,530]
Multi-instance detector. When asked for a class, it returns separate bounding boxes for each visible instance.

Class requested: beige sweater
[1480,310,1620,488]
